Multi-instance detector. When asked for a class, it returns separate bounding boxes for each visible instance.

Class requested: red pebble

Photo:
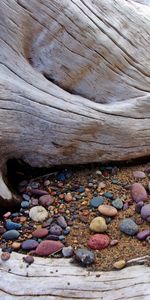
[87,234,110,250]
[131,183,148,203]
[35,240,63,256]
[32,228,48,238]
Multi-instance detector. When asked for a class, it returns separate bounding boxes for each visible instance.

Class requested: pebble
[22,194,30,201]
[30,189,48,196]
[44,180,50,186]
[97,182,106,191]
[34,240,63,256]
[103,192,113,200]
[32,228,48,238]
[131,183,148,203]
[29,206,48,222]
[90,217,107,233]
[141,204,150,222]
[144,165,150,174]
[64,193,73,202]
[1,252,11,261]
[2,230,20,240]
[62,246,74,257]
[5,220,22,230]
[78,186,85,193]
[110,239,118,246]
[87,234,110,250]
[135,201,144,213]
[3,212,11,219]
[120,218,139,236]
[21,239,39,250]
[148,182,150,192]
[49,224,62,236]
[75,249,95,266]
[113,260,126,270]
[112,198,123,210]
[90,196,104,208]
[45,235,59,241]
[56,216,67,229]
[31,199,39,206]
[21,201,30,209]
[23,256,34,264]
[136,230,150,241]
[98,205,117,217]
[39,195,54,206]
[133,171,146,179]
[11,242,21,250]
[123,202,129,211]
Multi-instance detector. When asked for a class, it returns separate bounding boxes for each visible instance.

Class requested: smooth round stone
[1,252,11,261]
[90,217,107,233]
[135,201,144,213]
[87,234,110,250]
[21,201,30,209]
[120,218,139,236]
[63,227,70,235]
[39,195,54,206]
[49,224,62,236]
[31,189,48,196]
[131,183,148,203]
[78,186,85,193]
[110,239,118,246]
[133,171,146,179]
[98,205,117,217]
[136,230,150,241]
[44,180,50,187]
[29,206,48,222]
[141,204,150,222]
[2,230,20,240]
[21,239,39,250]
[123,203,129,211]
[45,235,59,241]
[64,193,73,202]
[31,199,39,206]
[113,260,126,270]
[75,249,95,266]
[112,198,123,210]
[103,192,113,200]
[42,218,53,227]
[56,216,67,229]
[3,212,11,219]
[90,196,104,208]
[32,228,48,238]
[23,194,30,201]
[11,242,21,250]
[35,240,63,256]
[23,256,34,264]
[144,165,150,174]
[59,235,65,241]
[62,246,73,258]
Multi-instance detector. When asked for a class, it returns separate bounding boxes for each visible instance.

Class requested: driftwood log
[0,1,150,299]
[0,0,150,202]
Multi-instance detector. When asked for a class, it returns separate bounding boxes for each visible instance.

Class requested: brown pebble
[1,252,11,261]
[65,193,73,202]
[98,205,117,217]
[11,242,21,250]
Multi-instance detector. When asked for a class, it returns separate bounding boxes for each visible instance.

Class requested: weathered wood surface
[0,250,149,300]
[0,0,150,201]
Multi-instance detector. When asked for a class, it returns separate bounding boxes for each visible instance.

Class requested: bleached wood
[0,0,150,199]
[0,250,149,300]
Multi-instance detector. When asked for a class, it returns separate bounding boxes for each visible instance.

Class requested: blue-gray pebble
[5,220,22,230]
[90,196,104,208]
[75,248,95,266]
[112,198,123,210]
[120,218,139,236]
[3,230,20,240]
